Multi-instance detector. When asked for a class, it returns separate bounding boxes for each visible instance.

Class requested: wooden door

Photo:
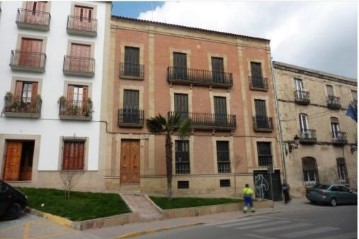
[120,140,140,184]
[25,1,47,25]
[3,141,22,181]
[74,5,93,31]
[70,43,91,72]
[19,38,42,67]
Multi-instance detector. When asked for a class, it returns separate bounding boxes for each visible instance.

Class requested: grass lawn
[150,196,241,210]
[17,187,131,221]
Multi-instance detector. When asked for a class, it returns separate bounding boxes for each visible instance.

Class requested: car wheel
[3,203,22,220]
[310,200,316,204]
[330,198,337,207]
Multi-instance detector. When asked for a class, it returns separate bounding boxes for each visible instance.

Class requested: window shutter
[67,85,74,102]
[255,99,267,116]
[173,53,187,68]
[124,90,139,109]
[14,81,23,100]
[251,62,262,78]
[214,96,227,115]
[174,94,188,113]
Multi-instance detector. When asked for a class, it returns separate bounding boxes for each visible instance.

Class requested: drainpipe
[270,60,287,181]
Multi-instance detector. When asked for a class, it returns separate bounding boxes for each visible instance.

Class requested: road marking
[23,222,31,239]
[281,227,339,238]
[235,220,290,230]
[255,222,310,233]
[245,234,277,239]
[218,219,270,228]
[312,231,358,239]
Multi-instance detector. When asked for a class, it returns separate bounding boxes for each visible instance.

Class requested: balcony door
[173,52,187,79]
[123,90,139,123]
[255,99,268,128]
[70,43,91,72]
[295,78,306,99]
[251,62,263,87]
[24,1,47,25]
[299,113,311,138]
[66,85,88,115]
[74,5,93,31]
[14,81,38,111]
[124,47,140,76]
[212,57,224,83]
[174,93,188,118]
[330,117,340,139]
[214,96,227,125]
[19,38,42,67]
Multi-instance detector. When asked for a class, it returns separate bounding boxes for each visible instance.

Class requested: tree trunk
[165,133,173,199]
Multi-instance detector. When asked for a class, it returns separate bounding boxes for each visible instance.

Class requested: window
[62,138,85,170]
[220,179,231,187]
[299,113,308,131]
[15,81,38,104]
[302,157,318,185]
[214,96,227,125]
[337,158,348,184]
[175,140,190,174]
[19,38,43,67]
[124,47,140,76]
[212,57,224,83]
[330,117,340,138]
[74,5,93,29]
[174,93,188,118]
[254,99,268,128]
[67,85,88,107]
[123,89,140,123]
[21,1,49,25]
[217,141,230,173]
[352,90,357,103]
[173,52,187,79]
[251,62,262,79]
[69,43,91,72]
[294,78,306,100]
[294,78,304,91]
[257,142,272,166]
[177,181,189,189]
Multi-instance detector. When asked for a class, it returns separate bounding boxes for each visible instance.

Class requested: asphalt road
[135,205,358,239]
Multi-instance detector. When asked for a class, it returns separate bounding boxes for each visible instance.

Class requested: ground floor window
[302,157,318,186]
[62,138,85,170]
[175,140,190,174]
[216,141,230,173]
[337,158,348,184]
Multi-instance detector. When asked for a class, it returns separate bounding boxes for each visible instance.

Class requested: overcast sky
[113,1,357,79]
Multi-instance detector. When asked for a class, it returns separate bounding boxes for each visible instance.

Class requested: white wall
[0,1,108,171]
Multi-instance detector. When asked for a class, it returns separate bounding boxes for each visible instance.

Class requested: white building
[0,1,111,190]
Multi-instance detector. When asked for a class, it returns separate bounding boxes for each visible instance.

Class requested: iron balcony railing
[67,15,97,36]
[218,161,231,173]
[249,76,268,90]
[327,96,341,110]
[10,50,46,72]
[332,131,347,145]
[299,129,317,144]
[4,95,42,118]
[168,111,236,131]
[294,90,310,105]
[63,56,95,76]
[167,67,233,88]
[253,116,273,132]
[119,62,144,79]
[59,99,93,120]
[118,108,144,127]
[16,8,51,30]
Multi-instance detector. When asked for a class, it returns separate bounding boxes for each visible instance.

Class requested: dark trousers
[283,190,290,203]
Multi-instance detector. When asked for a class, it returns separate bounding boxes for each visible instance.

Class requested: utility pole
[268,164,274,208]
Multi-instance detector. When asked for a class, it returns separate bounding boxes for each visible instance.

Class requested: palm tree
[146,112,191,199]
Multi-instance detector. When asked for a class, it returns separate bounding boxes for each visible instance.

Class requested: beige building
[273,61,357,197]
[105,17,283,199]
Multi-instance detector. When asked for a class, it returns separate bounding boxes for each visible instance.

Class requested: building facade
[273,61,357,197]
[0,1,111,190]
[106,16,283,199]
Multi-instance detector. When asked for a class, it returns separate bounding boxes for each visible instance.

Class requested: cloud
[138,1,357,79]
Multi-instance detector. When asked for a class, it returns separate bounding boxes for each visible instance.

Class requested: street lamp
[288,135,300,153]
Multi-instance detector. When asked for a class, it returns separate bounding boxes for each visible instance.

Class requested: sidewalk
[0,198,316,239]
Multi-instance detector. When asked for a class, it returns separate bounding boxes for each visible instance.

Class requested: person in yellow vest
[242,183,255,213]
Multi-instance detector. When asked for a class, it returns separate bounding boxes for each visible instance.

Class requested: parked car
[0,180,28,220]
[306,184,357,206]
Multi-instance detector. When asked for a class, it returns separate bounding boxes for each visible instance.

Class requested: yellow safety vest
[242,187,253,196]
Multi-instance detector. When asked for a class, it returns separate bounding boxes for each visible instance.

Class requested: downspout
[270,60,287,181]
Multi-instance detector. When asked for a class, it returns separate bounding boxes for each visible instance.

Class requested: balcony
[299,129,317,144]
[168,111,236,131]
[59,97,93,121]
[249,76,268,91]
[16,8,51,31]
[294,90,310,105]
[63,56,95,77]
[332,131,347,145]
[253,116,273,132]
[119,62,144,80]
[10,50,46,73]
[3,93,41,119]
[67,15,97,37]
[167,67,233,89]
[118,108,144,128]
[327,96,341,110]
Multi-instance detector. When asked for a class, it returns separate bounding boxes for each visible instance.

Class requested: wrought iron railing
[327,96,341,110]
[67,15,97,33]
[4,95,42,115]
[10,50,46,70]
[218,161,231,173]
[63,56,95,75]
[253,116,273,132]
[118,108,144,127]
[16,8,51,28]
[332,131,347,144]
[119,62,144,79]
[167,67,233,88]
[175,162,190,174]
[294,90,310,104]
[249,76,268,90]
[59,98,93,118]
[299,129,317,143]
[168,111,236,131]
[258,156,272,166]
